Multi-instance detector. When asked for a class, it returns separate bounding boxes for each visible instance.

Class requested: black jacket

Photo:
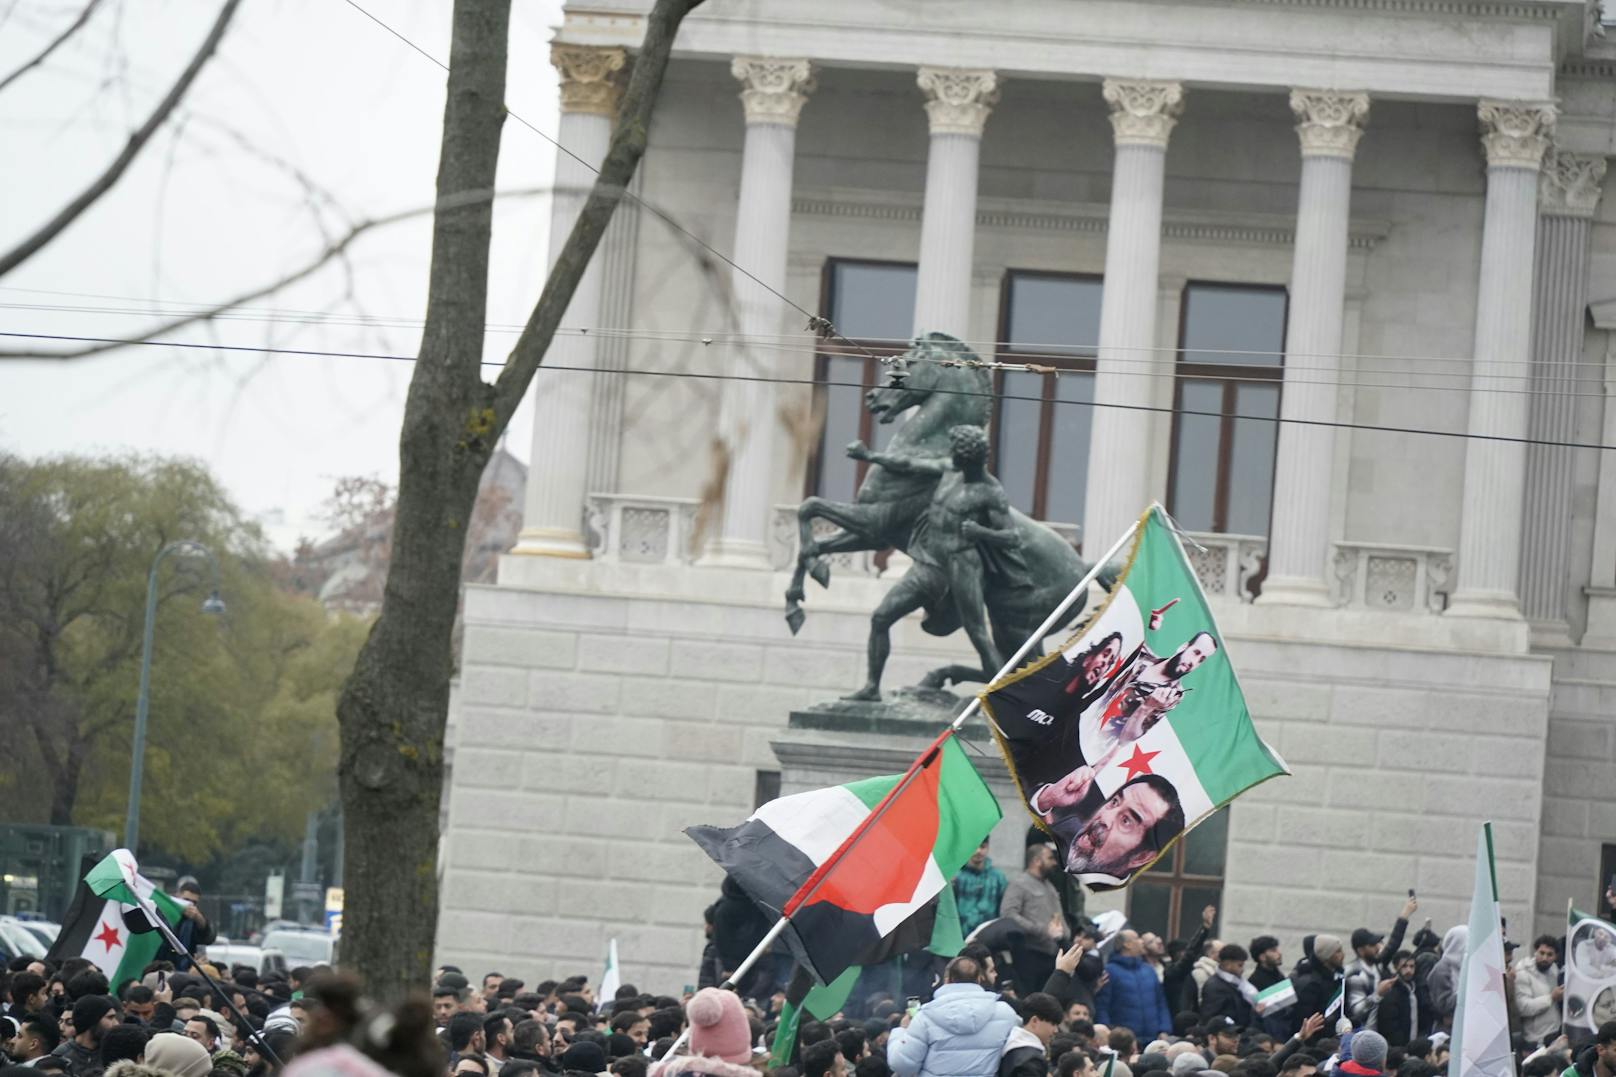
[1287,937,1341,1041]
[1042,953,1105,1013]
[1373,978,1419,1048]
[1165,924,1212,1016]
[1199,974,1254,1029]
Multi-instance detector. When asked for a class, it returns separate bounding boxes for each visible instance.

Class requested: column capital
[1477,100,1556,171]
[916,67,999,137]
[731,57,815,127]
[552,44,627,117]
[1102,79,1184,148]
[1540,148,1608,218]
[1289,89,1370,159]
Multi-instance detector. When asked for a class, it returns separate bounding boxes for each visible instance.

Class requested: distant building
[438,0,1616,990]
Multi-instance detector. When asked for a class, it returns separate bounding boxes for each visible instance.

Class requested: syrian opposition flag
[1254,978,1297,1017]
[686,731,999,985]
[597,938,621,1012]
[1564,904,1616,1040]
[982,504,1287,888]
[47,850,183,989]
[1450,823,1513,1077]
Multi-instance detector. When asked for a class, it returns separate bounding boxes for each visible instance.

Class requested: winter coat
[1000,872,1065,955]
[1095,954,1173,1042]
[104,1063,169,1077]
[50,1039,100,1077]
[1164,925,1211,1016]
[1287,937,1340,1042]
[998,1026,1048,1077]
[1513,958,1560,1046]
[1042,954,1105,1014]
[1426,927,1467,1022]
[649,1053,759,1077]
[711,877,770,973]
[887,983,1020,1077]
[1198,973,1253,1029]
[1370,978,1420,1047]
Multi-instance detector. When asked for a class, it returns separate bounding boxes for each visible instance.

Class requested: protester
[1095,933,1172,1043]
[887,956,1018,1077]
[1000,993,1063,1077]
[1513,935,1561,1047]
[647,989,753,1077]
[954,842,1008,938]
[1198,946,1253,1029]
[1000,845,1069,993]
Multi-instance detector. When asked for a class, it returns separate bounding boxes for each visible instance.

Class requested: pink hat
[687,987,752,1064]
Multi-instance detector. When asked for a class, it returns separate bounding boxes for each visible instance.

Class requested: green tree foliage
[0,452,366,861]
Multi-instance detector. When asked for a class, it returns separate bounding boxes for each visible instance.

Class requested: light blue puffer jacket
[886,983,1020,1077]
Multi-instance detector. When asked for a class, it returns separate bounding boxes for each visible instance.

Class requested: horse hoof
[785,607,806,635]
[920,670,948,689]
[809,559,831,588]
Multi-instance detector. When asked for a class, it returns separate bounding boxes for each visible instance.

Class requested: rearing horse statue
[785,333,1109,698]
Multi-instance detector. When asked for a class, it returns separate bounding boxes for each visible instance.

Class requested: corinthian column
[1520,149,1606,634]
[1447,101,1556,618]
[701,58,815,568]
[1259,90,1369,606]
[911,67,997,339]
[513,44,626,558]
[1082,79,1183,555]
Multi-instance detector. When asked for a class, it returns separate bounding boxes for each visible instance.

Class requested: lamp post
[124,540,226,852]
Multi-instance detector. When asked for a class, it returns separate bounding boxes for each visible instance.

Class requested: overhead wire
[2,297,1607,401]
[6,329,1614,454]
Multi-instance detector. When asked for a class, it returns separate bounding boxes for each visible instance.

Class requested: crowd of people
[3,851,1613,1077]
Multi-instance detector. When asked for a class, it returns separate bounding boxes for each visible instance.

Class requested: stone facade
[436,0,1616,990]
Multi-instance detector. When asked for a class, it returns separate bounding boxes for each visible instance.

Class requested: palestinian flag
[982,504,1287,889]
[686,731,998,985]
[770,888,966,1067]
[47,850,183,989]
[1564,904,1616,1040]
[1450,823,1512,1077]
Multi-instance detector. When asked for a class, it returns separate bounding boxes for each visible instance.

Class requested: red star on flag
[1118,744,1160,782]
[94,920,121,952]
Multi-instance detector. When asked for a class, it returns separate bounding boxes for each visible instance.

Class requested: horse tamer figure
[785,332,1110,700]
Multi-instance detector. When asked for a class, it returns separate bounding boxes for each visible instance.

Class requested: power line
[6,329,1613,453]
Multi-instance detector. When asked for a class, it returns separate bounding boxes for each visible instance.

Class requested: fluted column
[1082,79,1184,555]
[1259,90,1370,606]
[911,68,998,339]
[1520,150,1606,634]
[1447,101,1557,618]
[513,44,626,558]
[702,58,815,568]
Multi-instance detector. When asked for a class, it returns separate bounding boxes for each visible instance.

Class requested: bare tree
[332,0,703,998]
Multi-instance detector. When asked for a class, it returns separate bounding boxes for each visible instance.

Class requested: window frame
[807,257,919,498]
[1125,807,1228,941]
[1165,280,1289,536]
[991,269,1104,523]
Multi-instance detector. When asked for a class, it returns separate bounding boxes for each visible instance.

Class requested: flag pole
[949,514,1141,733]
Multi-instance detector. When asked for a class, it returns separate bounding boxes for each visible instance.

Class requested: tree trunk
[335,0,704,1001]
[334,0,510,1000]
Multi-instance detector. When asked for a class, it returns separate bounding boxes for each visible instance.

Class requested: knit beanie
[1171,1054,1208,1077]
[686,987,752,1064]
[1313,934,1344,963]
[1352,1030,1389,1071]
[560,1041,608,1075]
[146,1031,215,1077]
[72,995,117,1034]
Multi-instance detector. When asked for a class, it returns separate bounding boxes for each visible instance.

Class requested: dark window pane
[1129,879,1173,940]
[1180,807,1230,878]
[1007,276,1102,357]
[832,263,917,343]
[1045,373,1095,524]
[996,371,1044,514]
[1181,286,1287,367]
[1226,383,1280,535]
[817,355,865,500]
[1177,885,1225,940]
[1171,381,1224,532]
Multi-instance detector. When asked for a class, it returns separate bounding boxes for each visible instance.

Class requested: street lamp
[124,540,226,852]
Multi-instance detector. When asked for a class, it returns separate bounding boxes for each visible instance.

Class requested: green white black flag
[982,505,1288,889]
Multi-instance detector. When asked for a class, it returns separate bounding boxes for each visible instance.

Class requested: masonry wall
[435,571,1552,991]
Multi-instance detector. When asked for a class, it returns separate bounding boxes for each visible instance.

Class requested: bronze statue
[785,333,1109,700]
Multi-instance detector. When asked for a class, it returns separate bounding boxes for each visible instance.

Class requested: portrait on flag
[981,506,1287,889]
[1565,910,1616,1036]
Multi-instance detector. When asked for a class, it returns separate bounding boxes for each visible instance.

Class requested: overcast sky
[0,0,567,549]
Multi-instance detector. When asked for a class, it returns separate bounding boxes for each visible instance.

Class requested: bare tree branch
[0,0,108,95]
[0,0,242,280]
